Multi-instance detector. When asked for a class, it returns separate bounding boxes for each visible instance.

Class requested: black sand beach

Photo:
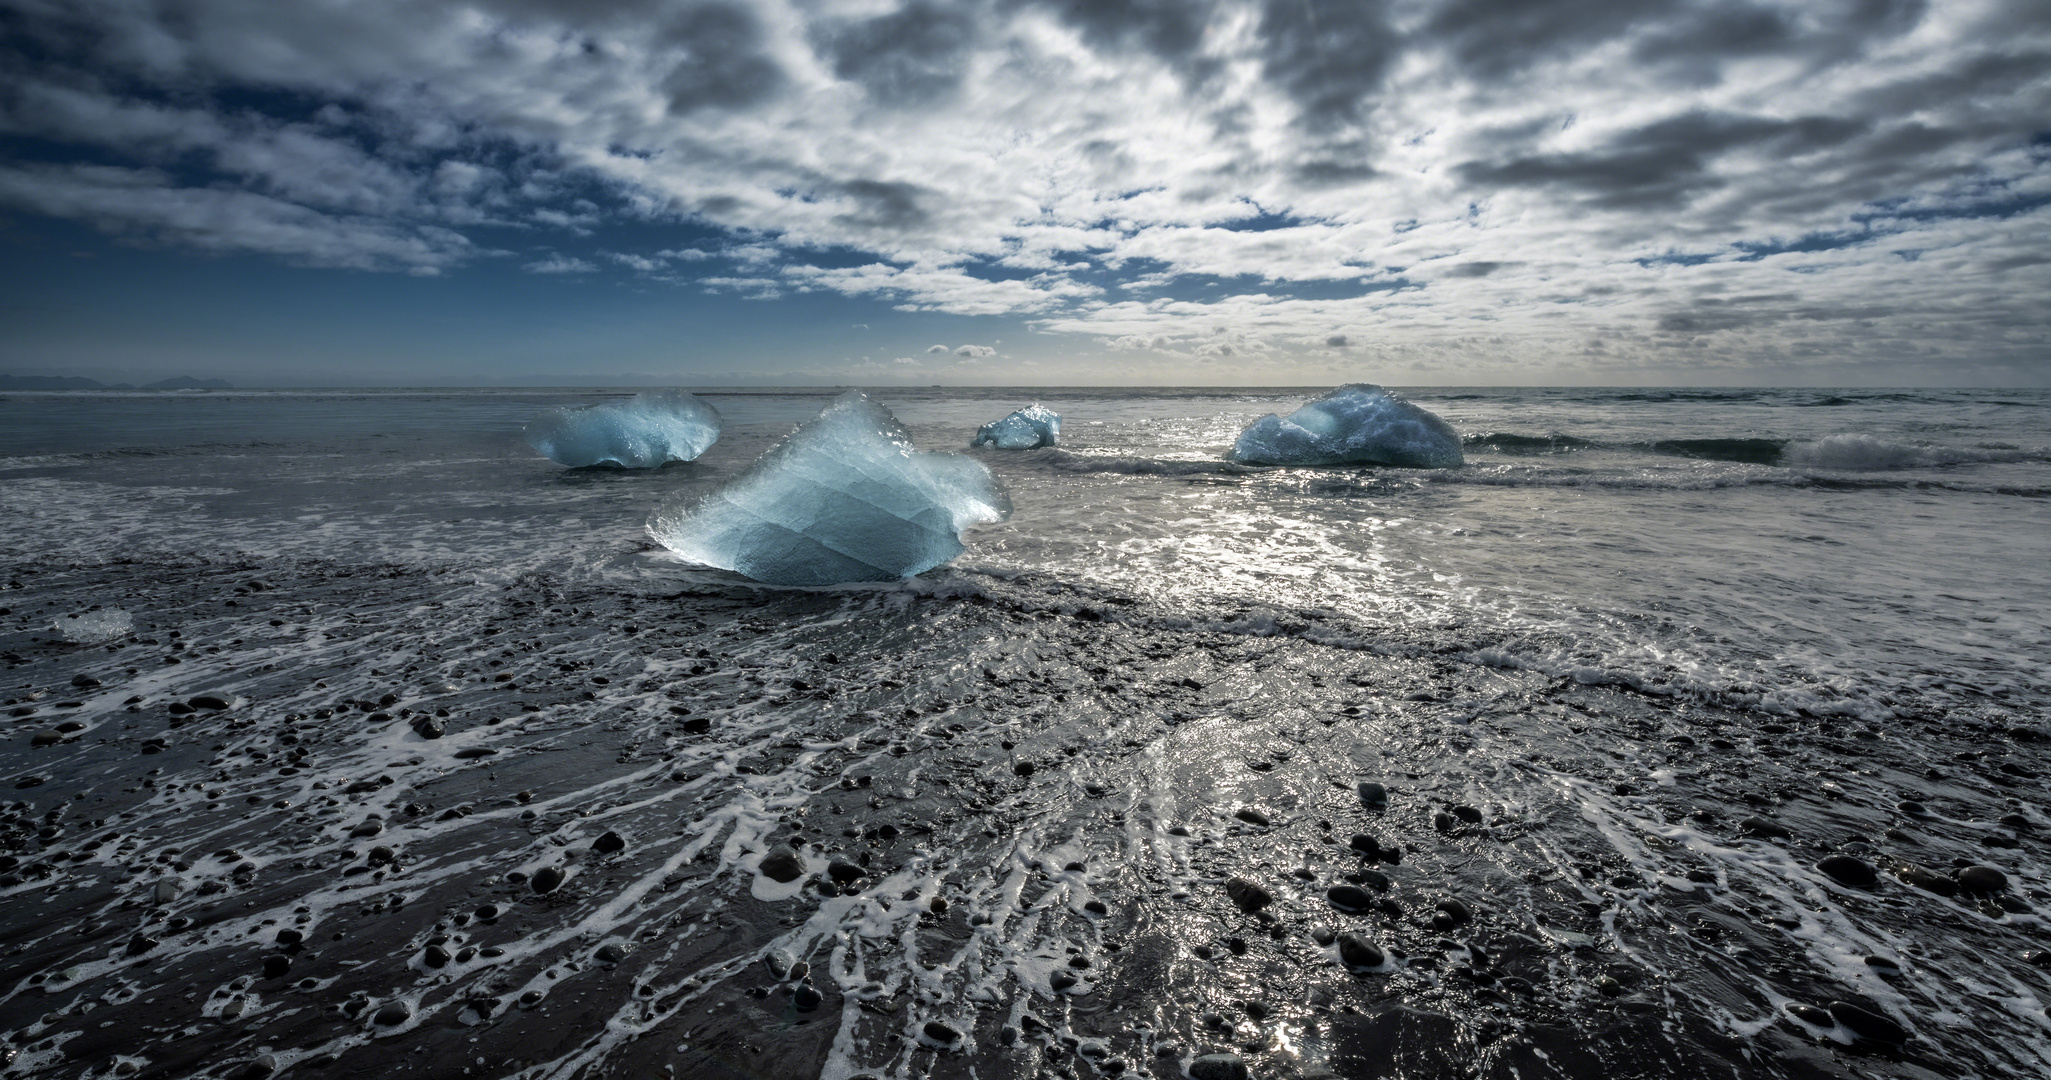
[3,550,2048,1079]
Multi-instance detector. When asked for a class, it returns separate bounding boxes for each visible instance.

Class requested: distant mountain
[143,376,233,389]
[0,374,231,390]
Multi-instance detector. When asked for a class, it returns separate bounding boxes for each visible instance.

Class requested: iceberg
[524,390,721,468]
[971,404,1061,449]
[57,608,132,644]
[649,390,1011,586]
[1229,384,1464,468]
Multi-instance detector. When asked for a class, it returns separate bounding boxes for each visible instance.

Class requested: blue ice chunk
[1229,384,1464,468]
[524,390,721,468]
[972,404,1061,449]
[649,390,1011,586]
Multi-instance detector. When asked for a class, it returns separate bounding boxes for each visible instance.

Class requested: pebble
[530,866,565,893]
[1897,864,1957,896]
[29,731,64,747]
[1224,877,1273,913]
[1958,864,2008,893]
[261,955,291,979]
[595,943,625,965]
[792,984,822,1012]
[70,674,102,688]
[1896,800,1928,816]
[1816,855,1877,888]
[1450,804,1482,824]
[411,717,445,739]
[1233,807,1271,827]
[372,1001,411,1026]
[922,1020,962,1045]
[827,859,865,884]
[1357,782,1388,808]
[1336,933,1384,970]
[1434,898,1473,929]
[1187,1053,1250,1080]
[424,945,450,969]
[1349,833,1383,859]
[1326,885,1375,913]
[592,830,625,855]
[454,748,496,760]
[1785,1003,1832,1027]
[759,850,805,883]
[1740,815,1791,839]
[1827,1001,1908,1045]
[188,694,231,710]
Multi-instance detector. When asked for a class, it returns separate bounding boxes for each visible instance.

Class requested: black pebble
[760,850,805,883]
[1827,1001,1908,1045]
[923,1020,962,1044]
[1234,807,1271,827]
[1349,833,1382,858]
[593,830,625,855]
[1958,864,2008,893]
[531,866,565,893]
[827,859,864,884]
[373,1001,411,1026]
[262,954,291,979]
[1816,855,1877,888]
[1740,815,1791,839]
[1451,804,1482,824]
[793,984,822,1012]
[1336,933,1384,970]
[1327,885,1375,913]
[1357,781,1388,807]
[1224,877,1272,913]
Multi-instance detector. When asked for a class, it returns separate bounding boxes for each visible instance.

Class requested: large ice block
[1229,384,1464,468]
[524,390,721,468]
[649,390,1011,585]
[971,404,1061,449]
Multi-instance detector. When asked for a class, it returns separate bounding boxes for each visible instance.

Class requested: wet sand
[2,552,2047,1079]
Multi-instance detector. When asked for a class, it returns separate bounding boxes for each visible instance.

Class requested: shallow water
[1,386,2047,1079]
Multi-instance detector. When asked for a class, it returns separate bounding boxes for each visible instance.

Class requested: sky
[0,0,2046,387]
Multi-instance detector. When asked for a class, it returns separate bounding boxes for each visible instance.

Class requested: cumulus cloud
[0,0,2043,377]
[953,344,996,357]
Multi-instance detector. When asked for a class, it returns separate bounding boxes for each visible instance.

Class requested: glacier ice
[524,390,721,468]
[971,404,1061,449]
[649,390,1011,586]
[57,607,132,644]
[1229,384,1464,468]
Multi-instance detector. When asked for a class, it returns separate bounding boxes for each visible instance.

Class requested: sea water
[5,386,2043,722]
[1,385,2047,1079]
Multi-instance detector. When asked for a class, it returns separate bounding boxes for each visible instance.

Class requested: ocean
[0,385,2047,1079]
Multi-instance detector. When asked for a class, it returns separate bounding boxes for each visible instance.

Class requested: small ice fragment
[57,608,133,644]
[524,389,721,468]
[972,404,1060,449]
[650,390,1010,586]
[1229,384,1463,468]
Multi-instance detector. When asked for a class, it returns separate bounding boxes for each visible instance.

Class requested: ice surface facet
[524,390,721,468]
[649,390,1011,586]
[971,404,1061,449]
[57,608,133,644]
[1229,384,1464,468]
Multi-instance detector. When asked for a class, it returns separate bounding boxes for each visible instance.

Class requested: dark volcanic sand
[1,553,2047,1080]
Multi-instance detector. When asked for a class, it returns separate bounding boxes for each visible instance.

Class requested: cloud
[953,344,996,357]
[926,344,950,353]
[0,0,2042,378]
[526,255,597,273]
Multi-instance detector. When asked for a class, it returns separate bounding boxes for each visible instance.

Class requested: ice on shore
[57,607,132,644]
[649,390,1011,585]
[972,404,1061,449]
[1229,384,1464,468]
[524,390,721,468]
